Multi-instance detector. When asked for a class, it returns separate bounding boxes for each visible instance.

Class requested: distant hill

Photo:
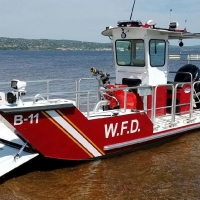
[0,37,199,51]
[169,45,200,53]
[0,37,112,51]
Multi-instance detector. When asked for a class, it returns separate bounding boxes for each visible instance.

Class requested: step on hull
[0,143,38,177]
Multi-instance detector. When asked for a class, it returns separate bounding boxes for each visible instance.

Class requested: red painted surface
[167,84,191,115]
[105,84,137,109]
[134,93,144,110]
[2,105,200,161]
[1,107,153,160]
[147,86,167,117]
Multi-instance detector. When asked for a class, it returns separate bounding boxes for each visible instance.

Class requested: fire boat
[1,19,200,177]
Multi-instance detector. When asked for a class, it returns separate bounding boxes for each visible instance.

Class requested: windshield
[115,39,145,67]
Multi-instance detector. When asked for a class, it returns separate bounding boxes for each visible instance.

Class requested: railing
[169,54,181,60]
[169,54,200,63]
[168,71,193,122]
[187,54,200,64]
[153,84,175,124]
[193,81,200,108]
[0,78,100,109]
[1,76,200,129]
[76,78,100,109]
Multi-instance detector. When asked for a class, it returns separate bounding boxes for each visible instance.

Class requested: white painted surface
[0,144,38,177]
[0,121,38,177]
[0,121,24,145]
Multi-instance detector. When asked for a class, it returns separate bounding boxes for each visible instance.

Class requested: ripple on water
[1,131,200,200]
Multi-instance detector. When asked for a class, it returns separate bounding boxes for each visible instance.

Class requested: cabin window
[149,39,166,67]
[115,39,145,67]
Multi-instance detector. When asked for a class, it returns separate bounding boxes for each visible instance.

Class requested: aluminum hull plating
[1,104,200,161]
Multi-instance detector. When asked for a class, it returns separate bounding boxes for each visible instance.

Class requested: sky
[0,0,200,45]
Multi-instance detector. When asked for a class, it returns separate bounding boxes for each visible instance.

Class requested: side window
[149,40,166,67]
[116,40,145,67]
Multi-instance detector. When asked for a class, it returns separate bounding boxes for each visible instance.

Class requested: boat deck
[154,109,200,133]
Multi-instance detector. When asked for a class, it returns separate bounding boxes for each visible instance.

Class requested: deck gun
[90,67,110,87]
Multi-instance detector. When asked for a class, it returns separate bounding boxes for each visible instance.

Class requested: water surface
[1,130,200,200]
[0,50,200,199]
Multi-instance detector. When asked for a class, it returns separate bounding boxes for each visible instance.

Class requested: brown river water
[1,130,200,200]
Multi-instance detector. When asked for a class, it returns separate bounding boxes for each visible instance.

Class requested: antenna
[184,19,187,30]
[130,0,136,20]
[170,9,172,22]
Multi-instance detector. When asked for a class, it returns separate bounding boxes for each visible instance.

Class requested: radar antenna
[130,0,136,20]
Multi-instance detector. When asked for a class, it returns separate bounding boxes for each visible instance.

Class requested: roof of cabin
[102,27,200,40]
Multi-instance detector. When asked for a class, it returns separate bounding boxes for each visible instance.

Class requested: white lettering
[105,123,118,138]
[28,113,39,124]
[130,120,139,133]
[105,119,140,138]
[28,114,33,124]
[34,113,39,124]
[14,115,23,125]
[14,113,39,125]
[120,121,128,135]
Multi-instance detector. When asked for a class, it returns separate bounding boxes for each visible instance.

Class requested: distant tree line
[0,37,112,51]
[0,37,198,51]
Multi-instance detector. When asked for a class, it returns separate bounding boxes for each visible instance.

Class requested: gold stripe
[57,110,105,155]
[41,111,93,158]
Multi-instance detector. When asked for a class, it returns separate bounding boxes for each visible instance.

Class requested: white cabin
[102,20,200,87]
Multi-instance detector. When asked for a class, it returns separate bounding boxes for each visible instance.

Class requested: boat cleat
[164,121,178,129]
[153,125,160,131]
[183,118,196,124]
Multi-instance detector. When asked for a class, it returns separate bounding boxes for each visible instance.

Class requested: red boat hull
[0,105,155,160]
[1,104,200,160]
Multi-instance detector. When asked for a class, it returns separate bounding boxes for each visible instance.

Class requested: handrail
[168,54,200,64]
[26,84,153,114]
[187,54,200,64]
[76,78,100,109]
[187,54,200,59]
[153,84,174,124]
[0,75,198,124]
[174,82,193,121]
[193,80,200,107]
[168,54,181,60]
[168,71,193,122]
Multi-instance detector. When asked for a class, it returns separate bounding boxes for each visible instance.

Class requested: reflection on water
[1,50,200,199]
[1,130,200,199]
